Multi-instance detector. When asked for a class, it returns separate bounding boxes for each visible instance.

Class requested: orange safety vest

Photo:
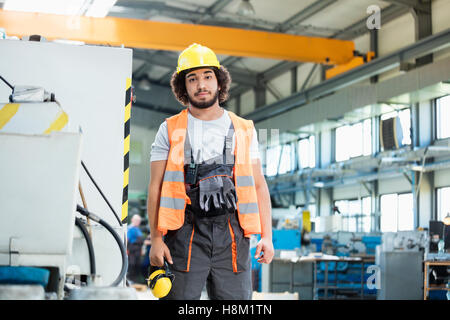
[157,108,261,237]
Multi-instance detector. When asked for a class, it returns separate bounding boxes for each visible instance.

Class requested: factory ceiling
[108,0,415,120]
[0,0,429,124]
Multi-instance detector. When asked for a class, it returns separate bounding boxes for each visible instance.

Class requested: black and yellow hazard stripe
[122,78,132,224]
[0,103,20,129]
[1,103,68,133]
[43,110,68,134]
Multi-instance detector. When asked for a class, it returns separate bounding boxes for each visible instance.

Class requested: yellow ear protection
[147,261,175,298]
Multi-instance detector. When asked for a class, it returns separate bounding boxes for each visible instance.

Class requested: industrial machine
[0,38,133,299]
[261,230,381,300]
[271,206,304,251]
[261,204,382,300]
[309,232,381,299]
[376,231,427,300]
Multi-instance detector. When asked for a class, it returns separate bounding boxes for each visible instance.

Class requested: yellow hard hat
[176,43,220,74]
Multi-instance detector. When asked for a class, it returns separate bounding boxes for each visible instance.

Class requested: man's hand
[150,237,173,267]
[254,237,274,264]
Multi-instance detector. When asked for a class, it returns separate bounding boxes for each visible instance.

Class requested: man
[127,214,144,283]
[147,43,273,300]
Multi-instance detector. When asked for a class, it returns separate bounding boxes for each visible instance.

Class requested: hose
[76,205,128,287]
[0,74,14,90]
[74,217,96,277]
[80,160,123,226]
[97,217,128,287]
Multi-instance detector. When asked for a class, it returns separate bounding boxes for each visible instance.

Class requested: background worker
[140,233,152,280]
[147,43,274,300]
[126,214,144,283]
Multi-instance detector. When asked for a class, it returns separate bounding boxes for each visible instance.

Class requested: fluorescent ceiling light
[410,165,425,172]
[236,0,255,17]
[85,0,117,18]
[138,78,152,91]
[4,0,85,15]
[313,182,325,188]
[3,0,117,17]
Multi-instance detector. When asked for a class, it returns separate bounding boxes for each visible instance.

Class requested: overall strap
[223,122,235,165]
[184,122,235,165]
[184,128,195,165]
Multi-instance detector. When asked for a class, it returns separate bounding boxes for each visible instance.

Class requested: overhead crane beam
[0,9,355,65]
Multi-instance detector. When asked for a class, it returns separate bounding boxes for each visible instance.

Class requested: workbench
[265,255,376,300]
[423,260,450,300]
[312,256,376,300]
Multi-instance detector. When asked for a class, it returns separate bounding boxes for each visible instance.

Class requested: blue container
[362,236,381,255]
[310,238,323,252]
[0,266,50,287]
[272,229,301,250]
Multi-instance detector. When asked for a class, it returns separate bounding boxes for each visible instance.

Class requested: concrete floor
[134,287,210,300]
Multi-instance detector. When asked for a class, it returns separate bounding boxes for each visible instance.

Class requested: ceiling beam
[246,28,450,123]
[383,0,420,7]
[276,0,338,32]
[133,101,180,115]
[114,0,338,36]
[123,0,340,96]
[201,0,234,17]
[263,61,300,82]
[227,0,341,99]
[333,3,410,40]
[228,0,339,76]
[0,9,356,64]
[133,50,177,69]
[132,82,180,115]
[132,50,259,86]
[383,0,430,12]
[112,1,284,32]
[229,4,411,100]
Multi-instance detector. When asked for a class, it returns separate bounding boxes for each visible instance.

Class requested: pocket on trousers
[164,221,195,272]
[228,214,250,272]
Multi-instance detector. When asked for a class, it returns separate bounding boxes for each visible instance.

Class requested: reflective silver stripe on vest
[160,197,185,210]
[238,202,259,214]
[163,171,184,182]
[236,175,255,187]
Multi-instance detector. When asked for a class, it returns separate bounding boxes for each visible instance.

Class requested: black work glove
[222,177,237,211]
[199,176,224,212]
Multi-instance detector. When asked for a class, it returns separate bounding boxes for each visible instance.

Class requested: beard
[188,89,219,109]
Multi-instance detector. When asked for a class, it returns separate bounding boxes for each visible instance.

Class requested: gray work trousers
[162,207,252,300]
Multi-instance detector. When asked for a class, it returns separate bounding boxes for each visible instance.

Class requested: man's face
[185,68,220,109]
[131,215,141,227]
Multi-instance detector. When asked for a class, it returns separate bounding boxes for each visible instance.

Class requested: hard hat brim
[177,63,221,74]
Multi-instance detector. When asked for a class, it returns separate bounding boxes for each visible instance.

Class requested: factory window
[436,95,450,139]
[266,136,315,176]
[278,143,293,174]
[298,135,315,169]
[266,143,293,176]
[266,145,281,176]
[380,193,414,232]
[334,197,371,232]
[380,108,411,146]
[335,119,371,162]
[437,186,450,221]
[309,204,317,222]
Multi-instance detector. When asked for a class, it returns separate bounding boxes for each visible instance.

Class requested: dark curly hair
[170,66,232,106]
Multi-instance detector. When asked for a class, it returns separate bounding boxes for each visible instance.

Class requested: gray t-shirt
[150,109,260,163]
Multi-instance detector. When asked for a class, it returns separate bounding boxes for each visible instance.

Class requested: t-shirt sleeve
[250,127,260,160]
[150,121,170,162]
